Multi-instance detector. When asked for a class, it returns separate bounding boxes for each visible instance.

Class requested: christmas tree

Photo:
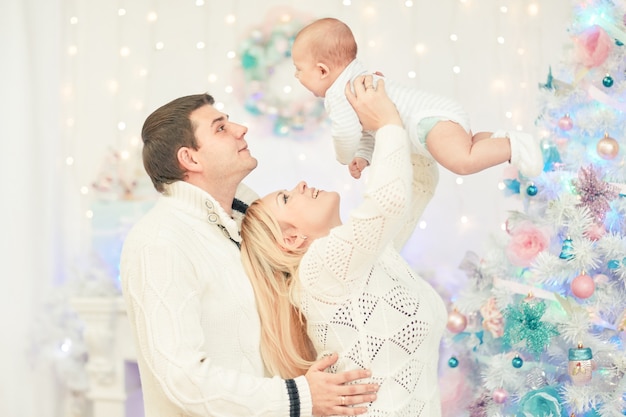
[440,1,626,416]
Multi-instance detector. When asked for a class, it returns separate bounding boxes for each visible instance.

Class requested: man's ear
[317,62,330,79]
[177,147,201,172]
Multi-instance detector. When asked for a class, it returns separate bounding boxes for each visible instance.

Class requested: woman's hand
[345,75,402,131]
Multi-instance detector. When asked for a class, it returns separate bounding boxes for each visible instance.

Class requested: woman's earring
[300,235,308,240]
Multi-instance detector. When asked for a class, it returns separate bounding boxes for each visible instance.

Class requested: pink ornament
[574,25,612,68]
[446,310,468,333]
[492,388,508,404]
[571,274,595,299]
[596,135,620,160]
[558,115,573,131]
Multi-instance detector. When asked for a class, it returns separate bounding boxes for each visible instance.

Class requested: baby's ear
[317,62,330,78]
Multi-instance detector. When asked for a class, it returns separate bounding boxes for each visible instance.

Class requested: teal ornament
[503,178,521,196]
[512,356,524,368]
[526,184,538,196]
[616,39,624,46]
[559,238,574,260]
[502,299,559,357]
[539,66,554,90]
[448,356,459,368]
[602,74,614,88]
[542,143,562,172]
[516,386,566,417]
[608,259,622,269]
[568,344,593,385]
[241,51,259,70]
[272,118,290,136]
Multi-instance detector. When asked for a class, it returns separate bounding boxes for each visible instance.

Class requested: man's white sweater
[120,180,312,417]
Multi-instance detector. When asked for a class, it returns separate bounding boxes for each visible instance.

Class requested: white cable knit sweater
[120,181,312,417]
[298,125,447,416]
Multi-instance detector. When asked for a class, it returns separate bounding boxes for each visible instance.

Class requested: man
[120,93,377,417]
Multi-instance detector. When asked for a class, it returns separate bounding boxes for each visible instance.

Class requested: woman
[240,75,447,416]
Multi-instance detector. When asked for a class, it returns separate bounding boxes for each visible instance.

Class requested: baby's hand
[349,157,369,179]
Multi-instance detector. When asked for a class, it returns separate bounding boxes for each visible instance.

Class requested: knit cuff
[285,379,300,417]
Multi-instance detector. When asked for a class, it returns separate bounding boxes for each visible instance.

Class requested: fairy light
[528,3,539,16]
[208,73,217,83]
[500,6,508,13]
[225,85,234,94]
[119,46,130,57]
[415,43,426,54]
[405,1,414,7]
[155,41,164,50]
[342,0,352,6]
[419,221,427,229]
[363,6,377,17]
[450,33,458,41]
[65,157,74,166]
[118,8,126,16]
[456,177,464,185]
[452,65,461,74]
[226,50,236,59]
[195,0,204,5]
[146,11,158,22]
[408,71,417,79]
[225,14,236,24]
[505,111,513,119]
[80,186,89,195]
[85,210,93,219]
[497,36,505,44]
[461,216,469,224]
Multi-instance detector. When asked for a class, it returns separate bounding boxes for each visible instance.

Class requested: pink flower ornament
[506,221,550,267]
[574,25,612,68]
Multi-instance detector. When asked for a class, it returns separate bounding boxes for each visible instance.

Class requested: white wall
[63,0,572,291]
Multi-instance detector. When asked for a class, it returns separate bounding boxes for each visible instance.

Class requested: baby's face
[292,39,332,98]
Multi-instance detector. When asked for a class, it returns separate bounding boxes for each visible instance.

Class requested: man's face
[189,104,258,185]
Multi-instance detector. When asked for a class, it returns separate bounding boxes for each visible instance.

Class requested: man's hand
[305,353,378,416]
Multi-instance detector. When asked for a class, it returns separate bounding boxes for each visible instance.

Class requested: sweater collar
[163,181,245,244]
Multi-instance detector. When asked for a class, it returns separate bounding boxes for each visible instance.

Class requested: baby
[291,17,543,179]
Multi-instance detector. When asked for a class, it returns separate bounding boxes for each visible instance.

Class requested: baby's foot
[494,130,543,177]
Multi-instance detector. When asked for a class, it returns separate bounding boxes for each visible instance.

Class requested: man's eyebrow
[210,114,229,126]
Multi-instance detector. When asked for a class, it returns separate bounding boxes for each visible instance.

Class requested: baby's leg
[425,121,511,175]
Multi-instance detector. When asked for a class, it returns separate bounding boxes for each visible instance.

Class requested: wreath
[237,11,325,137]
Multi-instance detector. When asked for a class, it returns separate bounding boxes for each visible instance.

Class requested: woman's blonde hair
[240,200,316,378]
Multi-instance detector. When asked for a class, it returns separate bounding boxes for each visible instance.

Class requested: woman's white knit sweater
[120,181,312,417]
[299,125,447,416]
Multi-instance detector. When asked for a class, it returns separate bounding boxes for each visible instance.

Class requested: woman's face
[261,181,341,244]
